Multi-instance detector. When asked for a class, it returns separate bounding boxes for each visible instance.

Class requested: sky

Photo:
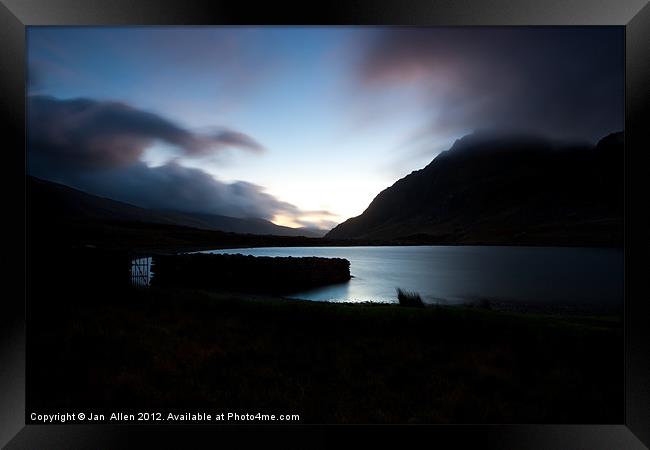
[27,26,624,230]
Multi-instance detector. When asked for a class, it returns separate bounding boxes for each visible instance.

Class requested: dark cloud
[358,27,624,143]
[37,161,337,228]
[28,95,263,170]
[44,161,298,219]
[27,95,335,228]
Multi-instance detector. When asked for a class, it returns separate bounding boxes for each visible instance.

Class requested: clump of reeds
[396,288,424,308]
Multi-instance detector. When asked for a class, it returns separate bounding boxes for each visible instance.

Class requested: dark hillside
[326,131,623,246]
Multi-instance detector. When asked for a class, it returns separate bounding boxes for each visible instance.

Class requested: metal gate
[130,256,151,287]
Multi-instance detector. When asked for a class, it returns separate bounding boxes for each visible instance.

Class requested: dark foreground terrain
[28,283,622,424]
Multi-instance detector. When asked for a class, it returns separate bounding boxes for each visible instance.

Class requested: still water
[201,246,623,311]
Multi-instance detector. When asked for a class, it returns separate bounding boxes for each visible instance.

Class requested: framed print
[1,0,649,448]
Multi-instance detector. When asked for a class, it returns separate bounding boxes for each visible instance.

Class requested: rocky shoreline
[151,253,351,294]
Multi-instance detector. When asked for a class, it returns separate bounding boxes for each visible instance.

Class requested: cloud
[274,209,341,231]
[50,161,296,219]
[28,95,263,170]
[27,95,336,229]
[40,161,336,229]
[357,27,624,144]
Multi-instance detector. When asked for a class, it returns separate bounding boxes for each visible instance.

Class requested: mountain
[27,176,325,238]
[161,211,326,237]
[326,131,623,246]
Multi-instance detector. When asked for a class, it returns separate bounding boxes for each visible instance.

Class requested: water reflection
[201,246,623,310]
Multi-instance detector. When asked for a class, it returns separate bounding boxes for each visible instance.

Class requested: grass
[396,288,425,308]
[27,284,623,424]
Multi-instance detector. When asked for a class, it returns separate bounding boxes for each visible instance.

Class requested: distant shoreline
[167,241,623,257]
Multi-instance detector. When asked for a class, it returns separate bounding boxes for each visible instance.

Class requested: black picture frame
[1,0,648,448]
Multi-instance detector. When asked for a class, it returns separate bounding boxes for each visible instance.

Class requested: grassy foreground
[28,286,622,424]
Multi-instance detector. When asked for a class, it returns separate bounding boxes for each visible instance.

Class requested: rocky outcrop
[151,253,350,294]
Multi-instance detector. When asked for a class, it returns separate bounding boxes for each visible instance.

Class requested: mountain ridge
[325,131,623,246]
[27,176,325,238]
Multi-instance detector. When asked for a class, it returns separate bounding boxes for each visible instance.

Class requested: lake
[200,246,623,312]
